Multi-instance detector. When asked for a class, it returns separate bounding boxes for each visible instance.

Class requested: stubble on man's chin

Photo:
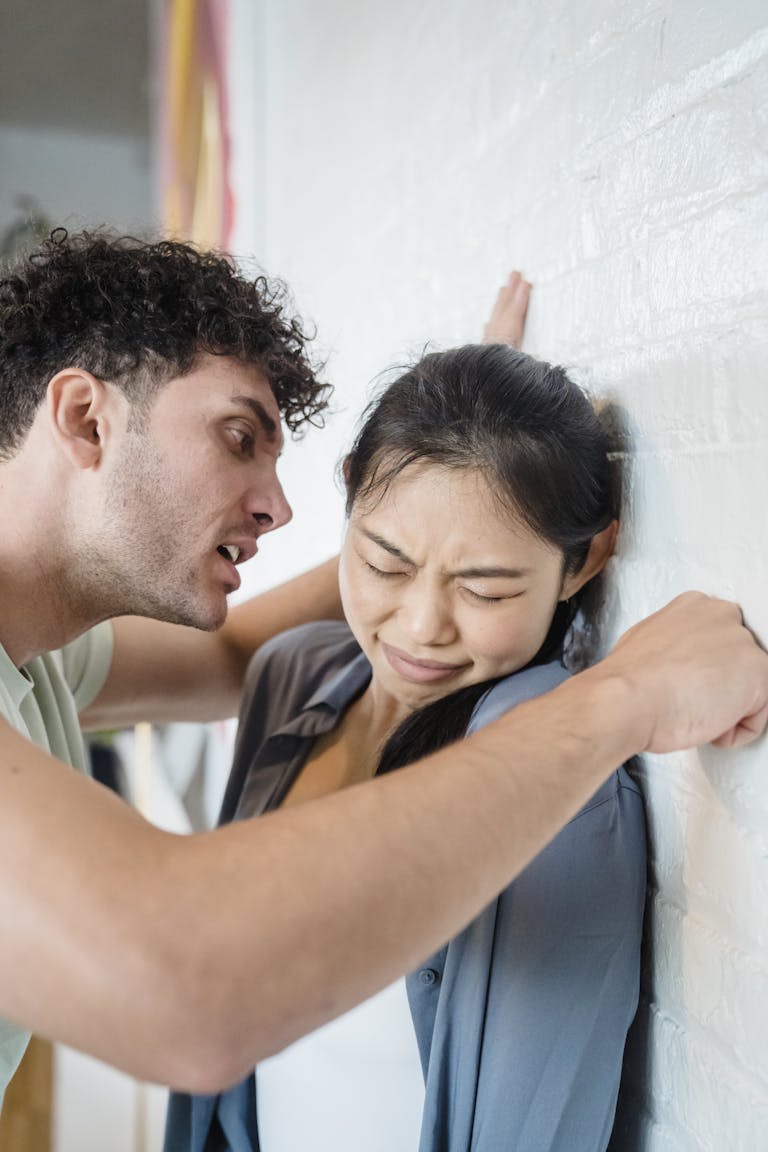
[70,541,227,633]
[130,581,229,633]
[168,596,229,633]
[95,457,232,629]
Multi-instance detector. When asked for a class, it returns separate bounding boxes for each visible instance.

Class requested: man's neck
[0,522,102,668]
[0,570,101,667]
[0,434,108,666]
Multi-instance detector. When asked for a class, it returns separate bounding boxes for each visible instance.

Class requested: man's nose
[247,475,293,534]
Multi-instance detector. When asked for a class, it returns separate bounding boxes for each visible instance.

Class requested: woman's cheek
[338,557,361,628]
[473,606,549,664]
[341,570,387,632]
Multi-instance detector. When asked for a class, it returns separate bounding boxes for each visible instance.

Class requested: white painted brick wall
[230,2,768,1147]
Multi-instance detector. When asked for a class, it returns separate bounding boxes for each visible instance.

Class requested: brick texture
[230,3,768,1146]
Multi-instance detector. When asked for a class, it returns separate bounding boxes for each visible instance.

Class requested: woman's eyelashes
[462,586,526,604]
[463,588,506,604]
[363,559,405,579]
[361,555,524,605]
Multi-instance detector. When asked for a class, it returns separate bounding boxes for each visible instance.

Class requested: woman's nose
[400,582,456,646]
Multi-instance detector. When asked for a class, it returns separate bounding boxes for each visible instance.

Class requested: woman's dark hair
[341,342,620,776]
[0,228,330,458]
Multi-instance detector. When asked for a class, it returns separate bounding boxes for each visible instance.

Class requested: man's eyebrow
[230,395,280,444]
[360,530,531,579]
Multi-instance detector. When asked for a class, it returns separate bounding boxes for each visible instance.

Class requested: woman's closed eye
[363,559,406,579]
[462,586,525,604]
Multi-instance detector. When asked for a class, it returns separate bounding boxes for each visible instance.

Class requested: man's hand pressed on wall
[596,592,768,753]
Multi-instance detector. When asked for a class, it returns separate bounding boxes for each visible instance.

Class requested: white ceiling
[0,0,150,137]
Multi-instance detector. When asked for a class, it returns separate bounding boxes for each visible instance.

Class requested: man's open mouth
[217,544,242,564]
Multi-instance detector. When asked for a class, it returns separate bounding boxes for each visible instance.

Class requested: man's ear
[560,520,619,600]
[46,369,109,469]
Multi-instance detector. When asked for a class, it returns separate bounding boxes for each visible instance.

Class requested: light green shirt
[0,622,114,1109]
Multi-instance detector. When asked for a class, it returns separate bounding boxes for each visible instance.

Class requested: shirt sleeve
[59,621,115,713]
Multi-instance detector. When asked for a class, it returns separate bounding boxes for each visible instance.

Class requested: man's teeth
[220,544,240,564]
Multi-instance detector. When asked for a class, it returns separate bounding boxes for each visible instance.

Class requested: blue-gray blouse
[165,621,646,1152]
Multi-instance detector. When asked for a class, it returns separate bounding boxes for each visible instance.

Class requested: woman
[165,304,645,1152]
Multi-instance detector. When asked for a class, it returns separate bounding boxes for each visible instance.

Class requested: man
[0,230,765,1109]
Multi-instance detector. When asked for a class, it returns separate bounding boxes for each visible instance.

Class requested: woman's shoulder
[468,661,642,812]
[252,618,357,663]
[223,622,363,825]
[467,661,571,733]
[243,620,359,700]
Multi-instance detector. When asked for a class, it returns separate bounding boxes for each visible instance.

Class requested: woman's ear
[46,369,108,469]
[560,520,619,600]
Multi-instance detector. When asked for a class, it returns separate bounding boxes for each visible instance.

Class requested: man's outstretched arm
[4,594,766,1091]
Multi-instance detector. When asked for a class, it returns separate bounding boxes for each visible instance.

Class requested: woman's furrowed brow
[359,528,413,565]
[453,565,532,580]
[358,529,531,579]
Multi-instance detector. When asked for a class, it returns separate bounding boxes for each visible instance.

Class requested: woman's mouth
[381,642,469,684]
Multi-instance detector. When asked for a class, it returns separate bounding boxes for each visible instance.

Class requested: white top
[0,622,114,1111]
[257,977,425,1152]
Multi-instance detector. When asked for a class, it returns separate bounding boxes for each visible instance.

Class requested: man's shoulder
[45,622,114,711]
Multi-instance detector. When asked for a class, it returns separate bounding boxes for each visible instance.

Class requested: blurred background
[2,1,767,1150]
[0,1,153,250]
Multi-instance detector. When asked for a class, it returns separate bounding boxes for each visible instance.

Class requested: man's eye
[228,427,255,455]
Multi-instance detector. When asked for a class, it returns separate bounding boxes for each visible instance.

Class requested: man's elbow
[157,1020,297,1095]
[118,839,302,1092]
[146,963,289,1094]
[159,1031,254,1097]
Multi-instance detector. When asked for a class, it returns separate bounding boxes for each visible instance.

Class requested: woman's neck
[351,678,411,752]
[282,679,411,808]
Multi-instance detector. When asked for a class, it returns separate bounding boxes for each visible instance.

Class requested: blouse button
[418,968,439,986]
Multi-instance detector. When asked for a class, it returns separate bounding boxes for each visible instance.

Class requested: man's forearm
[179,665,643,1080]
[4,594,766,1090]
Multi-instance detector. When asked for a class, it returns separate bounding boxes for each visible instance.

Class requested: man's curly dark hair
[0,228,330,458]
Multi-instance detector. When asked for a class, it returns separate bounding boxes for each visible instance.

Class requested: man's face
[91,355,292,630]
